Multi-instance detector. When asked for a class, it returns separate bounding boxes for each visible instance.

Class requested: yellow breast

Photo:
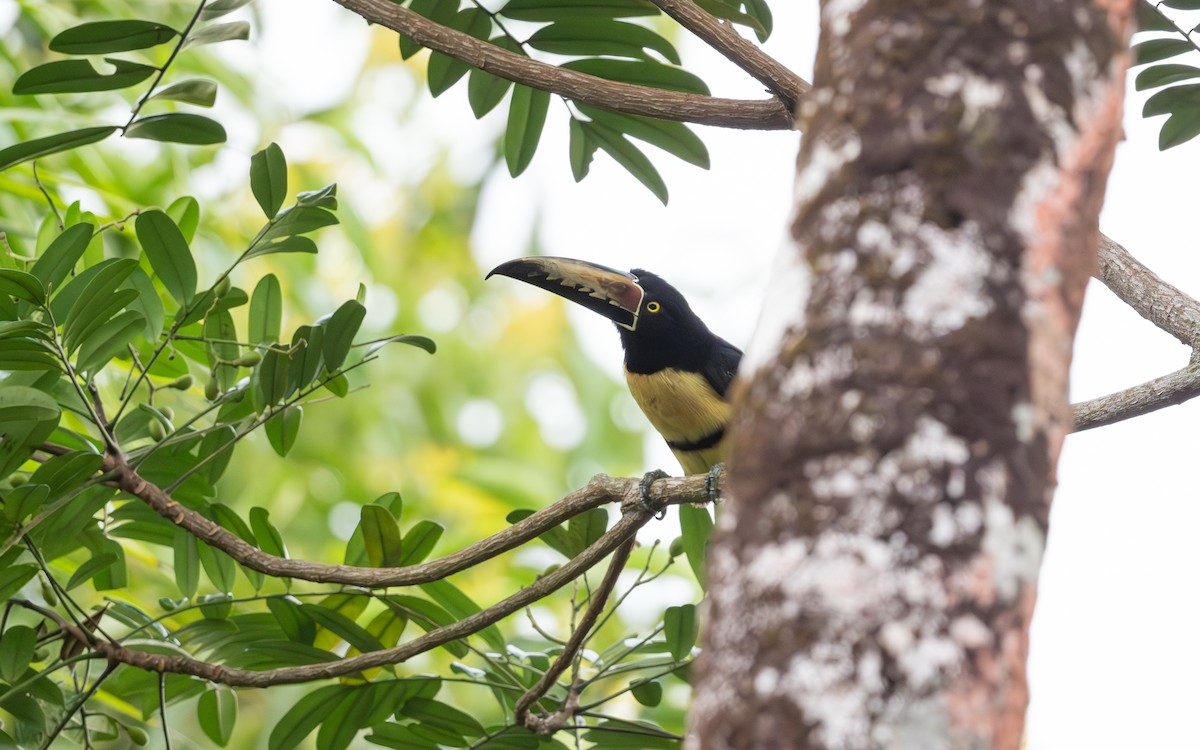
[625,368,730,456]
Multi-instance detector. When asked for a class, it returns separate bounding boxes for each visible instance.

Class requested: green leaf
[427,10,492,97]
[0,625,37,682]
[198,537,237,594]
[268,684,347,750]
[30,450,104,497]
[528,21,680,63]
[1143,82,1200,116]
[28,223,93,294]
[322,299,366,370]
[150,78,218,107]
[167,195,202,242]
[316,686,378,750]
[1160,106,1200,149]
[13,58,156,94]
[694,0,769,41]
[580,721,678,749]
[467,37,519,118]
[584,120,668,203]
[53,257,137,323]
[63,288,138,354]
[742,0,774,40]
[568,117,596,181]
[360,504,403,568]
[65,552,119,591]
[251,143,288,219]
[135,210,197,308]
[75,310,144,374]
[198,687,238,746]
[396,520,443,566]
[173,527,200,599]
[3,483,50,523]
[566,507,608,556]
[363,334,437,357]
[201,0,253,21]
[267,597,316,644]
[287,324,325,393]
[249,274,282,344]
[1161,0,1200,8]
[211,503,264,588]
[580,105,709,167]
[1133,38,1195,66]
[663,603,697,661]
[1135,63,1200,91]
[0,127,117,172]
[500,0,657,21]
[420,579,504,651]
[125,267,166,342]
[562,58,710,95]
[50,20,178,54]
[185,21,250,48]
[265,405,302,457]
[1138,0,1176,32]
[301,603,386,654]
[505,84,550,177]
[0,339,58,371]
[399,698,486,739]
[254,346,291,410]
[126,113,227,145]
[325,372,349,397]
[0,270,46,305]
[678,503,712,584]
[630,678,663,707]
[249,507,288,559]
[0,564,37,601]
[244,235,318,260]
[0,385,60,424]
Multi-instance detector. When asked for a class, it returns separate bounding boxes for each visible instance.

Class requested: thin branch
[45,507,650,687]
[111,451,716,586]
[516,537,635,733]
[1072,357,1200,431]
[329,0,794,130]
[1096,233,1200,347]
[644,0,809,111]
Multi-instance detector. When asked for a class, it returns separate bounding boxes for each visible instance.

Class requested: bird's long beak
[487,256,645,331]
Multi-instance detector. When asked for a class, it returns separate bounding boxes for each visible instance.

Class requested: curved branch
[329,0,794,130]
[1096,233,1200,347]
[53,506,651,687]
[1072,357,1200,431]
[644,0,809,112]
[110,448,717,587]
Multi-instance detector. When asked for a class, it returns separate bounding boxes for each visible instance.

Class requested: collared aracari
[487,257,742,507]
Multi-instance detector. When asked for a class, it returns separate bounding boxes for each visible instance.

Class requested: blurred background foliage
[0,0,701,746]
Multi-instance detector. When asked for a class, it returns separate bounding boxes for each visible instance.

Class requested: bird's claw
[639,469,670,519]
[705,463,725,504]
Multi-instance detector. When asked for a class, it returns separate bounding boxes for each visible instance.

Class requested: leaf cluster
[1133,0,1200,149]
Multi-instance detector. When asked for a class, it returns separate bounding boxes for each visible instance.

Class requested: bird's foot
[639,469,670,519]
[705,463,725,504]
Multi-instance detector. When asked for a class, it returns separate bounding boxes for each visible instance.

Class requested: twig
[516,537,635,733]
[1095,233,1200,347]
[1072,357,1200,431]
[644,0,809,112]
[329,0,794,130]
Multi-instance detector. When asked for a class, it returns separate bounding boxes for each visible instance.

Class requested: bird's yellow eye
[646,301,661,313]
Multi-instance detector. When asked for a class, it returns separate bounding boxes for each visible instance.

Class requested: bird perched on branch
[487,257,742,510]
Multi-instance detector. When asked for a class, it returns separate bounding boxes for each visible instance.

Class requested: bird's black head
[617,269,714,374]
[486,256,718,374]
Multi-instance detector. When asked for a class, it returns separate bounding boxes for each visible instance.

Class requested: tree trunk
[690,1,1133,748]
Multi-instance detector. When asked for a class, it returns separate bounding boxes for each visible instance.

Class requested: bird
[487,256,742,510]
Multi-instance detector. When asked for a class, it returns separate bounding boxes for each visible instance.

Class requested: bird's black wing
[701,337,743,398]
